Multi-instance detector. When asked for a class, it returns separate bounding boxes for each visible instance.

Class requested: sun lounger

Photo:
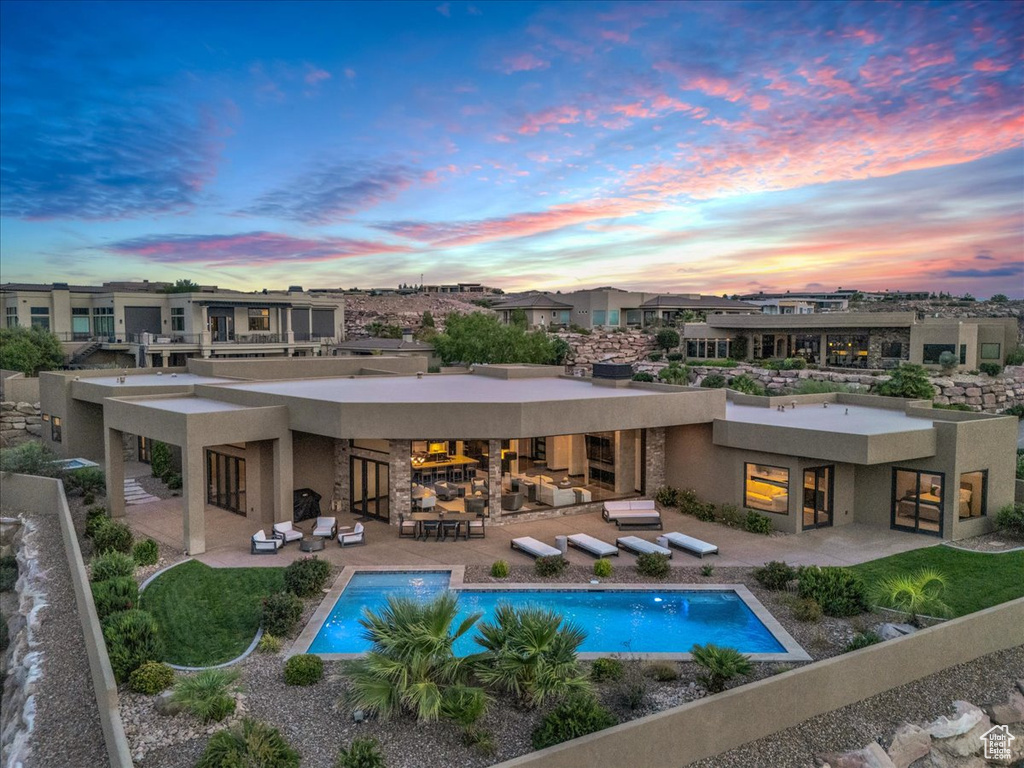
[615,536,672,558]
[510,536,562,558]
[657,532,718,558]
[567,533,619,558]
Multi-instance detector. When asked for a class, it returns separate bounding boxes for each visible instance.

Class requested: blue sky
[1,0,1021,295]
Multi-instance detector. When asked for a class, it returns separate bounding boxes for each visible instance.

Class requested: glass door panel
[351,457,390,522]
[802,466,833,529]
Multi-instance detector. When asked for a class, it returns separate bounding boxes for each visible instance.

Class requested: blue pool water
[308,571,785,655]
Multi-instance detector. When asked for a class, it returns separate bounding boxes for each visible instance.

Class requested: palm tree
[346,593,488,723]
[871,568,950,627]
[690,643,753,693]
[474,602,590,708]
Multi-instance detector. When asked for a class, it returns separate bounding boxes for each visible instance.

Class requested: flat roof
[219,374,662,404]
[725,402,935,436]
[85,374,235,387]
[133,397,253,414]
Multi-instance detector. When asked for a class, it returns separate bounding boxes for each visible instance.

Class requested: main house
[1,281,345,368]
[38,357,1016,555]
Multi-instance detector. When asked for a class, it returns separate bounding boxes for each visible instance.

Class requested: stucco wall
[292,431,336,509]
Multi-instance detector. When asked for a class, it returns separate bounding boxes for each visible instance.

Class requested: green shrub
[1003,404,1024,419]
[631,371,654,382]
[257,633,282,654]
[590,657,624,682]
[534,555,566,577]
[172,668,240,722]
[150,441,173,481]
[615,662,649,710]
[129,661,175,694]
[0,441,63,477]
[531,694,617,750]
[691,643,753,693]
[165,473,183,491]
[701,358,740,368]
[657,362,690,386]
[198,718,299,768]
[871,568,950,626]
[782,357,807,370]
[790,380,854,395]
[744,510,773,535]
[694,503,716,522]
[335,738,385,768]
[283,654,324,686]
[845,631,883,652]
[283,557,331,598]
[0,619,8,652]
[717,503,742,527]
[489,560,509,578]
[655,328,680,352]
[94,521,133,555]
[752,561,796,591]
[91,550,136,582]
[648,352,663,362]
[261,592,303,637]
[700,373,727,388]
[636,552,670,578]
[0,565,16,592]
[65,466,105,497]
[645,661,679,681]
[85,506,110,539]
[132,538,159,566]
[791,597,823,622]
[728,374,765,396]
[92,577,139,620]
[877,364,934,399]
[701,564,714,577]
[1005,346,1024,366]
[666,352,684,362]
[932,402,972,411]
[102,609,164,683]
[797,566,868,617]
[1018,451,1024,480]
[655,485,680,508]
[461,726,497,758]
[676,488,707,516]
[0,555,15,570]
[593,558,613,578]
[978,362,1003,377]
[996,502,1024,538]
[83,492,95,506]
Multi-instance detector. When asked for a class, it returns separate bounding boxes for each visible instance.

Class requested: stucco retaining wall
[494,597,1024,768]
[0,473,133,768]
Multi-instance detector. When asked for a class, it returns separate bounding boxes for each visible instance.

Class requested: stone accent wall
[332,439,351,514]
[487,439,502,521]
[0,401,42,445]
[866,327,911,366]
[644,427,666,492]
[387,439,411,526]
[557,329,657,372]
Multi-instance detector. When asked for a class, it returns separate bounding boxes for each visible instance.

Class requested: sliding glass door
[351,457,390,521]
[891,468,943,536]
[802,466,833,529]
[206,450,246,515]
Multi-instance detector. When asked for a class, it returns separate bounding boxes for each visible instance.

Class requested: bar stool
[451,466,464,483]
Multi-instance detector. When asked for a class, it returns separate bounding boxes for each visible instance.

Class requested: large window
[171,307,185,331]
[892,469,943,535]
[608,309,620,326]
[826,334,869,367]
[593,310,606,326]
[585,432,616,489]
[93,306,114,339]
[206,450,246,515]
[50,416,62,443]
[980,343,1001,360]
[248,307,270,331]
[5,306,18,327]
[686,339,729,358]
[71,307,90,339]
[958,471,986,519]
[745,463,789,514]
[29,306,50,330]
[922,343,956,364]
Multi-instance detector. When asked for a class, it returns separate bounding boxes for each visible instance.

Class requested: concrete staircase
[124,478,160,506]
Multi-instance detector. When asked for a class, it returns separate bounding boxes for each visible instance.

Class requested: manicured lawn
[851,545,1024,618]
[140,560,285,666]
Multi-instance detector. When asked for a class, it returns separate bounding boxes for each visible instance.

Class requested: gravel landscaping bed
[690,644,1024,768]
[10,502,107,767]
[944,530,1024,553]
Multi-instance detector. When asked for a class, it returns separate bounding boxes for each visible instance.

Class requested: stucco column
[181,440,207,555]
[388,439,411,526]
[614,429,638,496]
[161,353,170,367]
[105,427,126,520]
[488,439,502,519]
[273,436,292,524]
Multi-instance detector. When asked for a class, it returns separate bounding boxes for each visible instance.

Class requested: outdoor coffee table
[300,536,326,552]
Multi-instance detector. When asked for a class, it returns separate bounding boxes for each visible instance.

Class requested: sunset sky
[1,0,1021,296]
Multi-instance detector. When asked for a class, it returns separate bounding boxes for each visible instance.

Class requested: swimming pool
[305,571,806,659]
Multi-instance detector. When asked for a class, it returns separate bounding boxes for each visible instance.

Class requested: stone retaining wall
[556,329,657,369]
[1,400,43,445]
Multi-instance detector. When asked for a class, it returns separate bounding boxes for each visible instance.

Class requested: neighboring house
[640,294,758,324]
[491,294,575,328]
[748,299,816,315]
[737,290,853,313]
[1,282,345,368]
[38,357,1015,555]
[685,312,1018,370]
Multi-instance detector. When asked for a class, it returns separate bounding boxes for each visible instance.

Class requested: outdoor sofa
[602,500,662,529]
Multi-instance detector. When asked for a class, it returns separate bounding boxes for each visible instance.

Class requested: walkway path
[124,477,160,506]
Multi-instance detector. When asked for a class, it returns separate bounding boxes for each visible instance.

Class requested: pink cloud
[517,105,581,135]
[601,29,630,44]
[304,66,331,85]
[974,58,1010,72]
[501,52,550,74]
[797,65,859,98]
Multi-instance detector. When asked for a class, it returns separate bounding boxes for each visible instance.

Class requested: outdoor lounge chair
[615,536,672,558]
[338,522,365,547]
[251,529,282,554]
[464,495,486,515]
[313,516,338,539]
[567,533,619,558]
[510,536,561,559]
[657,532,718,559]
[272,521,303,545]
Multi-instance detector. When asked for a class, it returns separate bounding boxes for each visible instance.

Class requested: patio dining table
[409,511,479,541]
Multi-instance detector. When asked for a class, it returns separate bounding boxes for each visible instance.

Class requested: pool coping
[290,565,811,663]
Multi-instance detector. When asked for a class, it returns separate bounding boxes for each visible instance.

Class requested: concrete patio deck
[123,498,937,570]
